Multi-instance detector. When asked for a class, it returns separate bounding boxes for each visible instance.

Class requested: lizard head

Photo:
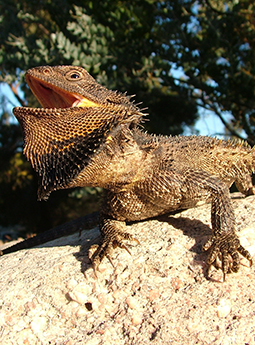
[24,65,136,109]
[13,66,145,200]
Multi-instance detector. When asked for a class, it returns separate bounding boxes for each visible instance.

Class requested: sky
[1,83,20,120]
[188,107,227,137]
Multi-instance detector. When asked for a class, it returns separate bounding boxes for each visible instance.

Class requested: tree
[0,0,198,134]
[156,0,255,144]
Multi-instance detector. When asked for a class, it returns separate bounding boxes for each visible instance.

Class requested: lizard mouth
[26,75,99,108]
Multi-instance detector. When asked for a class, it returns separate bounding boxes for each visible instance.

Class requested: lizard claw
[89,229,140,273]
[203,233,252,281]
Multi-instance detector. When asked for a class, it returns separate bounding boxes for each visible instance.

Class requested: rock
[0,193,255,344]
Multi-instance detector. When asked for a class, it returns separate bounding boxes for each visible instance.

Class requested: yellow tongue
[75,97,100,108]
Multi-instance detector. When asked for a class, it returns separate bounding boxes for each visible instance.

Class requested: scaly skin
[9,65,255,280]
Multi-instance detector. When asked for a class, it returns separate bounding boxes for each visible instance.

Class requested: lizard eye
[70,73,80,79]
[65,70,82,81]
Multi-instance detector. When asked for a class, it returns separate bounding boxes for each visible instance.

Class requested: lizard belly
[104,175,212,222]
[104,186,183,222]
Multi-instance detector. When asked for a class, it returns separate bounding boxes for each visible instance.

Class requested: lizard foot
[203,233,253,281]
[89,220,140,273]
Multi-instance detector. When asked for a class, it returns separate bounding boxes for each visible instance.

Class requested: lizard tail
[0,212,99,256]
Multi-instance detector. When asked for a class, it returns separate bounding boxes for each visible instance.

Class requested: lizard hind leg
[89,218,140,272]
[235,176,255,196]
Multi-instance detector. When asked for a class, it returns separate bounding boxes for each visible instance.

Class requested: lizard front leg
[203,183,252,280]
[89,171,183,272]
[185,170,253,280]
[89,218,139,272]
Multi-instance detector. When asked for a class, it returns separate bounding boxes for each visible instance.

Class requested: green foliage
[0,0,254,234]
[0,0,198,133]
[155,0,255,144]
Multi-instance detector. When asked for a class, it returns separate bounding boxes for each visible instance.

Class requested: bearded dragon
[2,65,254,280]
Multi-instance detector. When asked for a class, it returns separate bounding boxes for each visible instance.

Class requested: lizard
[2,65,255,281]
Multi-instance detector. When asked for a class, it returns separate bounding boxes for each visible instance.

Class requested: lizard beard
[13,107,120,199]
[13,106,142,200]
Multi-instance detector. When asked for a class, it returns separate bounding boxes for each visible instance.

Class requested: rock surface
[0,193,255,345]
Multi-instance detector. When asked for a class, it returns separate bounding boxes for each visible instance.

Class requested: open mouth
[25,75,99,109]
